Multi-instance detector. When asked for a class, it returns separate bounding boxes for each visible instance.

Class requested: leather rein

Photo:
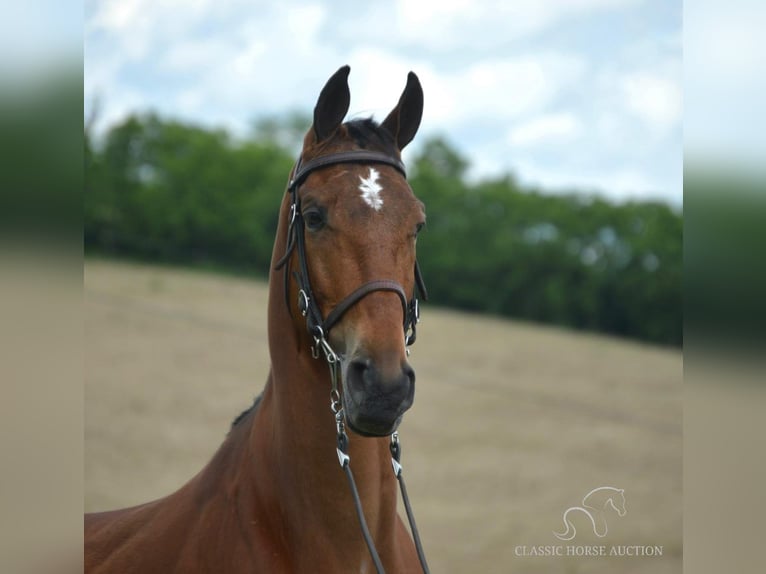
[274,150,431,574]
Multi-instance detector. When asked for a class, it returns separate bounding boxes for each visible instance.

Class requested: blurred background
[84,0,683,346]
[81,1,683,573]
[17,1,766,572]
[0,1,694,573]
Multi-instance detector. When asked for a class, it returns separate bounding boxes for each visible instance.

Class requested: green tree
[85,117,682,345]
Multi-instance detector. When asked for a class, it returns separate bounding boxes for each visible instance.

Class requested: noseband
[274,149,431,574]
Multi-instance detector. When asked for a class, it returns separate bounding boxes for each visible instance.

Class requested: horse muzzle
[341,355,415,437]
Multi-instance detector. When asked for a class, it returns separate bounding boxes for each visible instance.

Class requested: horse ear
[382,71,423,151]
[313,65,351,142]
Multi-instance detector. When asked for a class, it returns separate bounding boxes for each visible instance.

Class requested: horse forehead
[317,165,417,216]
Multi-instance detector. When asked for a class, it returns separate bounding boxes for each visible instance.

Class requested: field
[85,259,681,573]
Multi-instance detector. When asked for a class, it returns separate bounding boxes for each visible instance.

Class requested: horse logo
[553,487,627,541]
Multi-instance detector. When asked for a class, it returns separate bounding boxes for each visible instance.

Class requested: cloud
[508,113,582,147]
[621,70,681,133]
[160,40,233,74]
[395,0,643,49]
[453,56,586,121]
[511,160,675,204]
[88,88,148,131]
[88,0,212,60]
[84,0,681,204]
[344,48,586,130]
[86,1,340,133]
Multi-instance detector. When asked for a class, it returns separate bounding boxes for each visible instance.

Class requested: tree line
[85,113,681,345]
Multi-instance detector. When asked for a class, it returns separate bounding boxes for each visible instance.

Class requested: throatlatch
[275,150,431,574]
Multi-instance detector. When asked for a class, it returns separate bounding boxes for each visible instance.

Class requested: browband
[289,150,406,191]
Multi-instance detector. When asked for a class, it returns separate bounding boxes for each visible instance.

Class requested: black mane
[230,393,263,431]
[343,118,398,156]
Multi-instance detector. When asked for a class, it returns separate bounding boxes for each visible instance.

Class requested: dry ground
[84,259,681,574]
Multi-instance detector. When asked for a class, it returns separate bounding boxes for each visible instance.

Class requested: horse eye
[415,222,426,236]
[303,208,325,231]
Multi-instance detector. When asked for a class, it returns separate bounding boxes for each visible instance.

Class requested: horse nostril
[347,357,415,391]
[402,362,415,386]
[348,357,375,388]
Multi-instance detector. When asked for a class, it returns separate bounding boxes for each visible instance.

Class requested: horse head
[280,65,425,437]
[609,489,627,517]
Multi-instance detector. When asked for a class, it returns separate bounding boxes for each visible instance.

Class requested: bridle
[276,149,427,350]
[274,149,431,574]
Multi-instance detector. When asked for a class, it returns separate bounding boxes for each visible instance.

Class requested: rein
[275,150,431,574]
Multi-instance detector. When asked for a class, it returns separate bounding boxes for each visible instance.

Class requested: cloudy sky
[85,0,682,205]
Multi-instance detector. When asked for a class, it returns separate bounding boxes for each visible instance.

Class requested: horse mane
[230,393,264,431]
[303,118,400,158]
[323,117,399,157]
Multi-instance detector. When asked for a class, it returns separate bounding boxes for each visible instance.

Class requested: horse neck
[249,191,400,555]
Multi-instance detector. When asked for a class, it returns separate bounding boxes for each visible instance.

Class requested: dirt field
[84,259,681,573]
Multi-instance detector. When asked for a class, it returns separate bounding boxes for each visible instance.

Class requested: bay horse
[85,65,431,573]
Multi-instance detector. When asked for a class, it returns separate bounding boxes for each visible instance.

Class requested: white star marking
[358,168,384,211]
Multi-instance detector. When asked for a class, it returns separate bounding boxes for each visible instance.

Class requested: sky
[84,0,682,205]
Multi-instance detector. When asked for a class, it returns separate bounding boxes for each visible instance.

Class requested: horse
[553,487,627,541]
[85,65,431,574]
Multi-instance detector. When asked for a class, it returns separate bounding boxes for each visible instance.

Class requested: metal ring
[330,389,342,414]
[322,340,338,364]
[298,290,309,317]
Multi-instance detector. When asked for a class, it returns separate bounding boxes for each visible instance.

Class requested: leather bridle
[274,149,431,574]
[276,150,427,352]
